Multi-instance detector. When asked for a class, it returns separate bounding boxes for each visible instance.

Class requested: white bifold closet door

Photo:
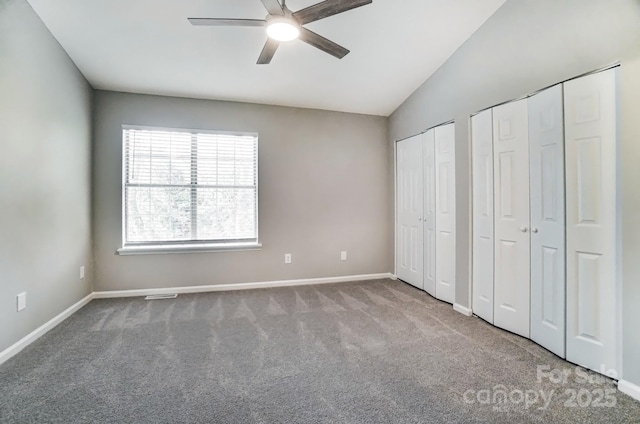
[435,123,456,304]
[565,69,619,374]
[529,84,566,358]
[423,129,437,296]
[471,109,494,323]
[493,99,531,338]
[396,134,424,289]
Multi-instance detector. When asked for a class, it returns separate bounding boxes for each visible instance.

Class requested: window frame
[117,125,261,255]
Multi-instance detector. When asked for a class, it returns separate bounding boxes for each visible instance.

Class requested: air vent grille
[144,294,178,300]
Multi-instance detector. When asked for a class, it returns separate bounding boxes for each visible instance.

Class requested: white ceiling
[27,0,506,116]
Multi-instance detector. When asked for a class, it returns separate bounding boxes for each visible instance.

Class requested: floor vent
[144,294,178,300]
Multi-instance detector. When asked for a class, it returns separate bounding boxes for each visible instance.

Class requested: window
[120,126,258,252]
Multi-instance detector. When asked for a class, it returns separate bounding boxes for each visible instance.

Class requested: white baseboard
[93,273,394,299]
[453,303,473,317]
[0,293,94,366]
[619,379,640,402]
[389,274,398,280]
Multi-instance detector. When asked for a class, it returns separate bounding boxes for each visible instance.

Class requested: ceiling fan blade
[299,28,349,59]
[188,18,266,27]
[259,0,284,16]
[293,0,371,25]
[257,38,280,64]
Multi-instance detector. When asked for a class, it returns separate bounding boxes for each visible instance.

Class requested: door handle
[532,227,539,233]
[519,226,528,233]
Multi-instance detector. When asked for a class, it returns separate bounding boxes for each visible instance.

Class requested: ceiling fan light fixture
[266,17,300,41]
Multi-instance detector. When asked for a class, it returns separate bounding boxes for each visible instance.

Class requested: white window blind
[122,127,258,246]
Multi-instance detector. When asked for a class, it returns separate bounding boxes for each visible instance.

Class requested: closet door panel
[423,129,437,296]
[493,99,531,338]
[396,135,424,289]
[472,109,494,323]
[529,84,566,358]
[435,123,456,304]
[565,69,618,374]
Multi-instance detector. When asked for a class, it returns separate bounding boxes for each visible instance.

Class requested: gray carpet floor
[1,279,640,423]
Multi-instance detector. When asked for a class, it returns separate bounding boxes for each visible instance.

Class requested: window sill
[116,242,262,256]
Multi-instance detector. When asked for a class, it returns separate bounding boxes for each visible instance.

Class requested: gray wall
[620,54,640,390]
[93,91,391,291]
[388,0,640,385]
[0,0,93,352]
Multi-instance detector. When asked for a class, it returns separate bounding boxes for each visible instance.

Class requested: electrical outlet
[17,292,27,312]
[285,253,292,264]
[80,266,85,279]
[341,251,347,261]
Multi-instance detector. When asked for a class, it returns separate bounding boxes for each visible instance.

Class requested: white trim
[93,273,393,299]
[393,139,398,278]
[466,115,474,313]
[121,124,259,139]
[453,303,473,317]
[0,293,94,366]
[619,379,640,402]
[116,242,262,255]
[389,274,398,281]
[615,68,624,379]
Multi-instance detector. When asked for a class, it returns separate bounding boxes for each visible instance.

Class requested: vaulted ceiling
[27,0,506,116]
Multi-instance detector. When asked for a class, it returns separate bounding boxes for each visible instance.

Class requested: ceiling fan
[188,0,372,64]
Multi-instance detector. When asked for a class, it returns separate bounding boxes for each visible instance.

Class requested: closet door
[423,129,437,296]
[472,109,494,323]
[493,99,531,338]
[435,123,456,304]
[565,69,618,374]
[396,134,424,289]
[529,84,566,358]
